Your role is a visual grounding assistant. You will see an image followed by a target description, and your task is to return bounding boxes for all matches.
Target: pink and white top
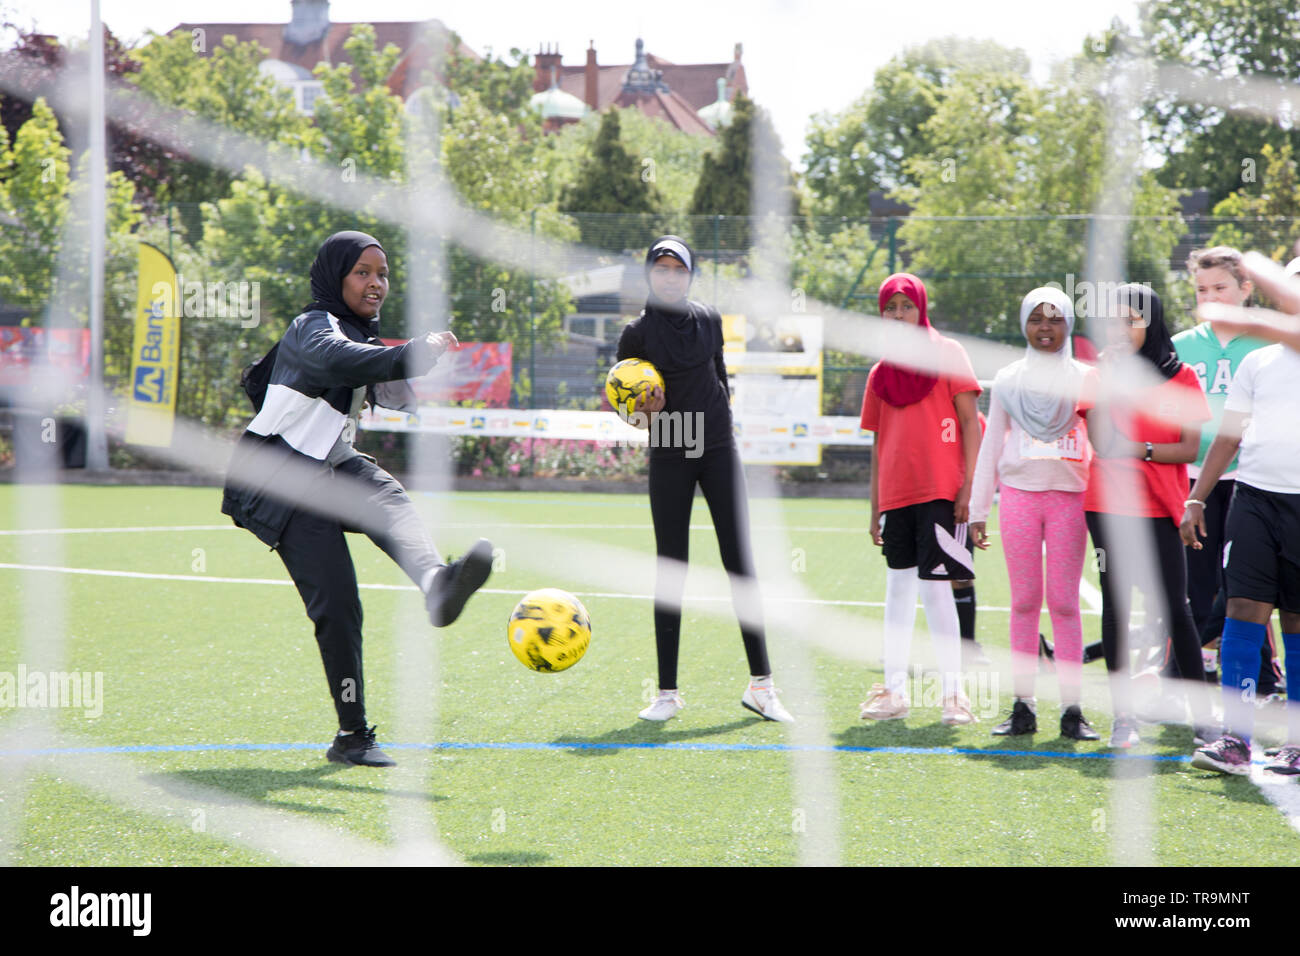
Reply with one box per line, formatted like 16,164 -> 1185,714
969,398 -> 1092,523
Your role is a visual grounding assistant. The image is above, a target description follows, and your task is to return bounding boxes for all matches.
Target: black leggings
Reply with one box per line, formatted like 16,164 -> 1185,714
1085,511 -> 1206,716
276,455 -> 443,732
648,444 -> 770,689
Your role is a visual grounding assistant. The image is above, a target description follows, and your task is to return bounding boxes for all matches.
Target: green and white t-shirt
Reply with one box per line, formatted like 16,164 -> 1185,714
1171,322 -> 1268,479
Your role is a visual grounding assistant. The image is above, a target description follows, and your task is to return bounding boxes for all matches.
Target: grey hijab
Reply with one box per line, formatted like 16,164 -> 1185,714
993,287 -> 1088,443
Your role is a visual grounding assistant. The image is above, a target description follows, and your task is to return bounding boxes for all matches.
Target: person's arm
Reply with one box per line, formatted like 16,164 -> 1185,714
298,314 -> 450,388
953,389 -> 980,525
1195,251 -> 1300,349
870,436 -> 883,546
1180,411 -> 1247,548
1084,404 -> 1199,463
968,399 -> 1007,550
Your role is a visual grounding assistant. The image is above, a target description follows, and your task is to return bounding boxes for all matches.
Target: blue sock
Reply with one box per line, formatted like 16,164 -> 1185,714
1221,618 -> 1267,743
1284,633 -> 1300,743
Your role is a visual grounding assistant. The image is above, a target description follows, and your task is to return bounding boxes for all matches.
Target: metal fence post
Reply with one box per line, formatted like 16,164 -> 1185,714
887,216 -> 897,275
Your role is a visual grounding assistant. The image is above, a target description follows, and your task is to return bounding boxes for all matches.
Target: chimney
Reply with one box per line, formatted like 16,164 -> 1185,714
534,43 -> 562,93
585,41 -> 598,110
284,0 -> 330,46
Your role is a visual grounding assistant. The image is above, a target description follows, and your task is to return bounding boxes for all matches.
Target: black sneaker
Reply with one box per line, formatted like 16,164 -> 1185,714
426,538 -> 494,627
1060,704 -> 1100,740
1038,633 -> 1055,670
326,725 -> 396,768
992,699 -> 1037,736
1082,640 -> 1106,664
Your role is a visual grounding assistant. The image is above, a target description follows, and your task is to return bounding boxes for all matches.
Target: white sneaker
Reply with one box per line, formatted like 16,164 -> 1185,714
742,682 -> 795,723
639,689 -> 684,721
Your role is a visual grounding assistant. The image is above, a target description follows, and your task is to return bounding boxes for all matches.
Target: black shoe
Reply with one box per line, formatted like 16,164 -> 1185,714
426,538 -> 494,627
326,725 -> 396,767
1038,633 -> 1055,660
992,699 -> 1037,736
1060,704 -> 1100,741
1082,640 -> 1105,664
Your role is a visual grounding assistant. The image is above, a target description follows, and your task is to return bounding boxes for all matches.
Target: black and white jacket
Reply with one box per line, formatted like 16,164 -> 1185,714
221,310 -> 438,548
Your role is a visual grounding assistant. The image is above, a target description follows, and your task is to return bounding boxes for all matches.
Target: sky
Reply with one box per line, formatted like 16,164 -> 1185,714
13,0 -> 1142,167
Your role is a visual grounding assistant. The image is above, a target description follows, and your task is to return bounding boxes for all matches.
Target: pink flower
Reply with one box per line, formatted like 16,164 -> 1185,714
472,468 -> 482,477
508,463 -> 520,475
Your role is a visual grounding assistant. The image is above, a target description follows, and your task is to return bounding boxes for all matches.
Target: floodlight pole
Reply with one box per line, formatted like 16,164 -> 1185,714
85,0 -> 110,471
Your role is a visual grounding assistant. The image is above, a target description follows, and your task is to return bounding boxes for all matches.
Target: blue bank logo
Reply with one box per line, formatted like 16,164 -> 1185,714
133,366 -> 166,404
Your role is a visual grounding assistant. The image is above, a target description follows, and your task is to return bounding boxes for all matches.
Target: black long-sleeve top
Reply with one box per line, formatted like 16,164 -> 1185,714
616,299 -> 735,458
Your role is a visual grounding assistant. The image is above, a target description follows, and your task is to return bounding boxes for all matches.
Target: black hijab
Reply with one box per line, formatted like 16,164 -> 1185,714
305,230 -> 384,334
1117,283 -> 1181,380
641,235 -> 716,371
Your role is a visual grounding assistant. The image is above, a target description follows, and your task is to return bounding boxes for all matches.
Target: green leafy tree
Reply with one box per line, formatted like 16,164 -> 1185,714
689,92 -> 801,250
126,31 -> 309,207
547,106 -> 711,217
1085,0 -> 1300,209
896,63 -> 1184,338
440,89 -> 574,398
443,34 -> 535,120
559,108 -> 661,249
803,38 -> 1030,218
1208,140 -> 1300,264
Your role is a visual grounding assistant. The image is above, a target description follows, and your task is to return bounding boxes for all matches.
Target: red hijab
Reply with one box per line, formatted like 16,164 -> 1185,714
870,273 -> 940,407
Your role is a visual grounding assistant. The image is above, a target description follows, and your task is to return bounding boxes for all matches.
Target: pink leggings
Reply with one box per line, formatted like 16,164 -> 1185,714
998,485 -> 1087,703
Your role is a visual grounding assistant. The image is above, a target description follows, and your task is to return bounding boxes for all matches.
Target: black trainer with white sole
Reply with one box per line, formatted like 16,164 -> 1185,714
426,538 -> 494,627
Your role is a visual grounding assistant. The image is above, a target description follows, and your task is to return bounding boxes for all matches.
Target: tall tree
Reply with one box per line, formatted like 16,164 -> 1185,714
547,105 -> 712,217
689,92 -> 801,250
803,38 -> 1030,219
896,62 -> 1184,339
1086,0 -> 1300,209
560,108 -> 660,249
1208,141 -> 1300,265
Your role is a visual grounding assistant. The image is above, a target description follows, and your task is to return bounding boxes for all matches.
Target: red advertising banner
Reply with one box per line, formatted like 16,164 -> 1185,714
380,339 -> 512,407
0,328 -> 91,386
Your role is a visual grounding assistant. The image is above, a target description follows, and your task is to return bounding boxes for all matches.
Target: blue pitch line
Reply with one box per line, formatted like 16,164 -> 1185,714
0,740 -> 1191,762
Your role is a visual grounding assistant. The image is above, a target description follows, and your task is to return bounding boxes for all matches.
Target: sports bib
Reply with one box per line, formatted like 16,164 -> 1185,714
1019,425 -> 1084,462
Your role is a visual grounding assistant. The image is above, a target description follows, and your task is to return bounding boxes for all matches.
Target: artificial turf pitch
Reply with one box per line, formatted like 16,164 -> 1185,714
1,484 -> 1295,866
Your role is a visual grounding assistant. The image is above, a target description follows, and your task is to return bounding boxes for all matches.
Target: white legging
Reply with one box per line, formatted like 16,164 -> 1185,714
883,566 -> 963,699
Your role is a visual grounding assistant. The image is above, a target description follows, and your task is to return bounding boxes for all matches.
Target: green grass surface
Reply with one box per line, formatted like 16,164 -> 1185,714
0,485 -> 1295,866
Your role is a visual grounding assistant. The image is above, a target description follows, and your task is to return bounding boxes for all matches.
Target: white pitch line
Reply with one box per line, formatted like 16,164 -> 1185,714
0,561 -> 1104,613
1250,748 -> 1300,836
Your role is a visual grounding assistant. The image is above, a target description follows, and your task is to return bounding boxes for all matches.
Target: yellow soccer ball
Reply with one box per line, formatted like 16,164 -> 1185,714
605,358 -> 664,421
507,588 -> 592,673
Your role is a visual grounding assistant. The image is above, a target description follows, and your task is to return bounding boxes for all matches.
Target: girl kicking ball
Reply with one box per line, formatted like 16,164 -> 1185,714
222,230 -> 494,767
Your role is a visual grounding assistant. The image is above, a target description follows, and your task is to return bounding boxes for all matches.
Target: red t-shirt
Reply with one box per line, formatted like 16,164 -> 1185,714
861,336 -> 982,512
1083,363 -> 1210,523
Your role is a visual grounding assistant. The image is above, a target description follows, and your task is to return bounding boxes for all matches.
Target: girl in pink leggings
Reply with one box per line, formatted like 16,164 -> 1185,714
970,287 -> 1099,740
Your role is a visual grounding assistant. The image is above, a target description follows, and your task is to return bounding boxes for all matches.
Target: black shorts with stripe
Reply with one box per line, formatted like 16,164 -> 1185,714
1223,482 -> 1300,614
879,498 -> 976,580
